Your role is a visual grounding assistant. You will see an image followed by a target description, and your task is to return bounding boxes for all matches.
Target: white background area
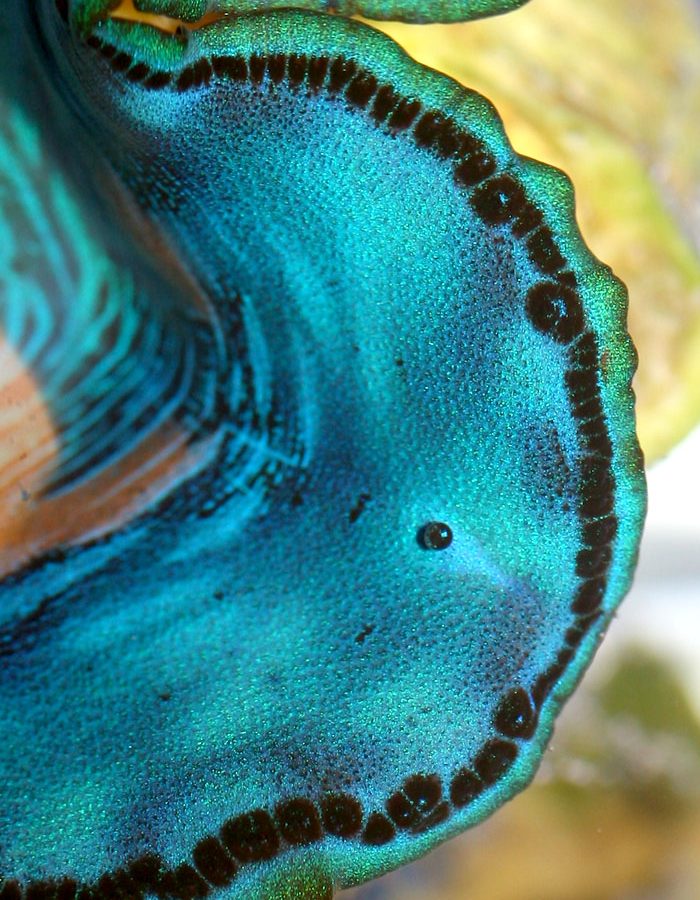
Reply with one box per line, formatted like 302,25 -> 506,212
593,425 -> 700,710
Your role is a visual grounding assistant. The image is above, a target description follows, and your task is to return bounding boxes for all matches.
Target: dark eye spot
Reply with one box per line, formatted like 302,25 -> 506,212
419,521 -> 453,551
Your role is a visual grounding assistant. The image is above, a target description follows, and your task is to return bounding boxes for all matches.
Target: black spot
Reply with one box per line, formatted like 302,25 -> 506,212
266,53 -> 286,84
434,122 -> 463,159
494,687 -> 537,739
287,54 -> 307,87
413,111 -> 458,157
582,515 -> 618,547
410,801 -> 450,834
159,865 -> 209,900
128,855 -> 165,895
526,226 -> 566,275
580,427 -> 613,461
349,492 -> 371,524
532,660 -> 566,708
220,809 -> 280,862
571,577 -> 606,615
143,71 -> 172,90
453,145 -> 497,187
176,65 -> 195,91
386,773 -> 442,829
248,54 -> 265,84
557,270 -> 578,288
291,490 -> 304,508
25,883 -> 58,900
320,792 -> 363,838
579,485 -> 615,519
98,43 -> 117,60
419,521 -> 453,551
388,98 -> 422,131
212,56 -> 247,81
557,646 -> 575,667
355,623 -> 374,644
275,798 -> 322,845
111,52 -> 133,73
470,174 -> 528,226
511,203 -> 544,238
580,457 -> 611,491
473,739 -> 518,784
94,873 -> 135,900
371,84 -> 398,123
346,72 -> 378,108
526,282 -> 584,344
572,393 -> 604,423
565,367 -> 599,405
126,63 -> 150,83
576,544 -> 612,578
55,0 -> 69,22
192,837 -> 237,888
55,881 -> 78,900
565,623 -> 586,647
328,57 -> 357,93
362,812 -> 396,845
307,56 -> 329,92
577,415 -> 607,442
569,331 -> 598,370
449,768 -> 484,808
192,59 -> 212,88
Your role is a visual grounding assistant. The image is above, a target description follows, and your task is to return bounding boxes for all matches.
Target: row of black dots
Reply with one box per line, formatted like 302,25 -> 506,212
85,36 -> 173,90
469,174 -> 576,285
384,773 -> 450,837
368,681 -> 544,844
100,42 -> 560,284
83,40 -> 577,298
142,50 -> 495,232
568,333 -> 617,622
364,739 -> 518,847
449,738 -> 519,812
6,684 -> 548,898
521,279 -> 616,707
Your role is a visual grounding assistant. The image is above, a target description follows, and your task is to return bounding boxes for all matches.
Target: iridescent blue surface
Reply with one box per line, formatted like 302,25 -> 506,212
0,4 -> 645,899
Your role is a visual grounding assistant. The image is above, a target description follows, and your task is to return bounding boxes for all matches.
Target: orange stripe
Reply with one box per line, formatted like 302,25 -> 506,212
0,335 -> 218,578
